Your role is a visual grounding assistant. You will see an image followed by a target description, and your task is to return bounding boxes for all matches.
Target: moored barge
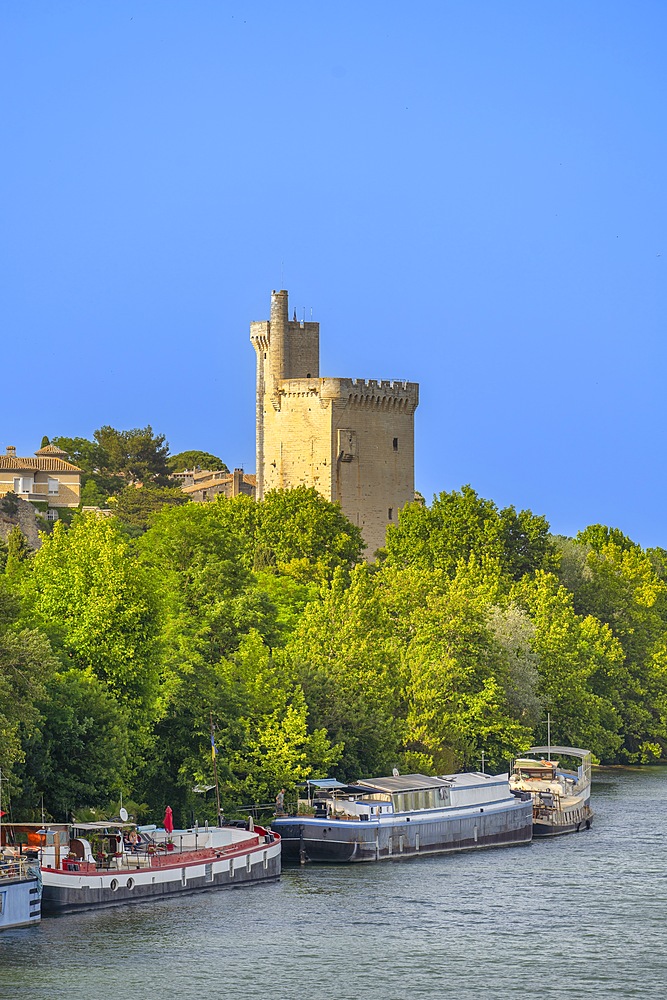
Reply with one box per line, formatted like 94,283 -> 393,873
272,772 -> 533,863
36,820 -> 280,914
509,746 -> 594,836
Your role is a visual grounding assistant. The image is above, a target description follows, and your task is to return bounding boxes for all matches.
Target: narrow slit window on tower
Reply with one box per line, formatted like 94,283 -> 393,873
388,508 -> 393,521
393,437 -> 399,451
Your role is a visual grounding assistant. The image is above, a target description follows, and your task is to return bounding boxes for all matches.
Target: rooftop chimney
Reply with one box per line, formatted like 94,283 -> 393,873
6,446 -> 16,457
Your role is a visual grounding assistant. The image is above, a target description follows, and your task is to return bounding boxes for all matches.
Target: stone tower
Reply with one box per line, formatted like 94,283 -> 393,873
251,289 -> 419,558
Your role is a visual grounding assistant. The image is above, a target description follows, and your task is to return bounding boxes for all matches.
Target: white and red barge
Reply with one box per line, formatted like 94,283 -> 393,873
39,822 -> 281,914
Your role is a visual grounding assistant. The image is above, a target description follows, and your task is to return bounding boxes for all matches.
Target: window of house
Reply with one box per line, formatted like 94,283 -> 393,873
46,509 -> 59,522
13,476 -> 33,494
393,437 -> 399,451
48,477 -> 59,495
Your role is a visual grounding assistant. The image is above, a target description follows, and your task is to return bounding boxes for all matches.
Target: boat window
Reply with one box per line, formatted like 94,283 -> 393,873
205,863 -> 213,882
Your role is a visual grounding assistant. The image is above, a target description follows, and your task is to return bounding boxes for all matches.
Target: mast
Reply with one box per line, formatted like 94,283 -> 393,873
210,712 -> 222,826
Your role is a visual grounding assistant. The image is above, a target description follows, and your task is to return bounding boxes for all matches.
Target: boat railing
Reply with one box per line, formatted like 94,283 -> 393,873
0,857 -> 36,881
63,831 -> 269,872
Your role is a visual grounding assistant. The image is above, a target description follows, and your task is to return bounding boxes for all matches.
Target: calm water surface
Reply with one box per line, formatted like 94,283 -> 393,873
1,767 -> 666,1000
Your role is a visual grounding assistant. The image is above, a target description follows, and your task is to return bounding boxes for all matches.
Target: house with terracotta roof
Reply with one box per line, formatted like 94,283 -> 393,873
181,468 -> 256,502
0,444 -> 82,518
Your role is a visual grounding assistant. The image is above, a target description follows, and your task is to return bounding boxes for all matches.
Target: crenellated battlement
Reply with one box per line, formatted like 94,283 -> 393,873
276,377 -> 419,412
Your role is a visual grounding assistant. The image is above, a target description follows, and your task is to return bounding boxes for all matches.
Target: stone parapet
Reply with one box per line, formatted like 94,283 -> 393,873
277,377 -> 419,412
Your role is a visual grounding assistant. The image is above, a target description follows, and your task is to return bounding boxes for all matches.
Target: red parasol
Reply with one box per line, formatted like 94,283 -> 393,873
163,805 -> 174,835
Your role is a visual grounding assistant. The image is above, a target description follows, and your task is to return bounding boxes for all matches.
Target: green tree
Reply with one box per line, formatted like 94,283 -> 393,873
257,487 -> 364,578
52,435 -> 107,474
168,450 -> 228,473
386,485 -> 555,581
54,426 -> 172,496
79,479 -> 109,507
139,499 -> 271,675
403,565 -> 531,772
486,603 -> 542,726
5,525 -> 29,580
113,484 -> 189,533
93,425 -> 171,486
576,524 -> 636,553
512,571 -> 624,760
137,632 -> 338,824
0,584 -> 59,794
289,565 -> 402,778
16,669 -> 130,821
565,536 -> 667,760
25,515 -> 163,720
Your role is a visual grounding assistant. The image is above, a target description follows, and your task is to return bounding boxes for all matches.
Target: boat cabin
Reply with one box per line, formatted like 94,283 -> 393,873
299,772 -> 515,820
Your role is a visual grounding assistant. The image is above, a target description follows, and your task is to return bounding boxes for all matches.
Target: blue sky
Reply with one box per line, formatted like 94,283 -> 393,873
2,2 -> 666,546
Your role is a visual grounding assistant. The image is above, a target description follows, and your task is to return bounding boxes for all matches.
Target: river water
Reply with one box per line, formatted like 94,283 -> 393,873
1,767 -> 666,1000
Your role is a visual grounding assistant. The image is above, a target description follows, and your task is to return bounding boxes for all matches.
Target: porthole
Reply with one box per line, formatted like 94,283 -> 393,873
110,878 -> 119,892
126,877 -> 135,890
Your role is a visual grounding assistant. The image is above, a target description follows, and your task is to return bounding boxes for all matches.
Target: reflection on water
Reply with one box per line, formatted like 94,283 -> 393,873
2,768 -> 667,1000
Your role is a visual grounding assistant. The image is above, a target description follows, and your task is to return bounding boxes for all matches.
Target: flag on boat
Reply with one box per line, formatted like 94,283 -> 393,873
164,805 -> 174,835
211,731 -> 217,760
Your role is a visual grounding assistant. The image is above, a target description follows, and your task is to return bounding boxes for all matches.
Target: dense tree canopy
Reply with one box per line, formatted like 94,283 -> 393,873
2,470 -> 667,825
168,450 -> 228,473
385,486 -> 556,580
54,425 -> 173,500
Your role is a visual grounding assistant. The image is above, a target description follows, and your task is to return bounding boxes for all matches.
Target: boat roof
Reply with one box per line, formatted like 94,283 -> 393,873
302,779 -> 350,790
439,771 -> 509,786
302,779 -> 377,795
527,746 -> 591,758
357,774 -> 453,794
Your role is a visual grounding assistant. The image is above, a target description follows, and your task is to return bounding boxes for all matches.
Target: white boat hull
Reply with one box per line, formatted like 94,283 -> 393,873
41,835 -> 281,914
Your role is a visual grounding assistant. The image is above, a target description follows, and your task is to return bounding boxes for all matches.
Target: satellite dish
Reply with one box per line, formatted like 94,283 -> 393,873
119,807 -> 128,822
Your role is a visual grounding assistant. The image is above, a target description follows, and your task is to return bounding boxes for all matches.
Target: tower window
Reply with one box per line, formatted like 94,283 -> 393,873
393,437 -> 399,451
388,508 -> 393,521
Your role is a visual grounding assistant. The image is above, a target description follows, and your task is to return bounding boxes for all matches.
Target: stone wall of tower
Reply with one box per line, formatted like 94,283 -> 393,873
330,379 -> 419,558
251,291 -> 419,559
261,380 -> 334,497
